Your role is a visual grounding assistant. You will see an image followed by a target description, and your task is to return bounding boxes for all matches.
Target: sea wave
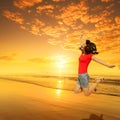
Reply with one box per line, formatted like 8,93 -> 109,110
0,75 -> 120,97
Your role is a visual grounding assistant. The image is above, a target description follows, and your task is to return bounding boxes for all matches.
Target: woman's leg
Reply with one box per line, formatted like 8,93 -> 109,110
83,78 -> 104,96
74,84 -> 82,93
89,78 -> 104,92
75,74 -> 83,93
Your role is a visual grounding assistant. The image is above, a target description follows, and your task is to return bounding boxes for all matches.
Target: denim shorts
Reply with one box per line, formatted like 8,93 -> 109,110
76,73 -> 90,88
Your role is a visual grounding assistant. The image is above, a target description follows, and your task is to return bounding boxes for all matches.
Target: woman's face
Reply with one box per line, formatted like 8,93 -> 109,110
80,43 -> 86,52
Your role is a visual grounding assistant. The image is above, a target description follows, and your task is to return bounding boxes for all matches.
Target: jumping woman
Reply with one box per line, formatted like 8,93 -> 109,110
74,39 -> 115,96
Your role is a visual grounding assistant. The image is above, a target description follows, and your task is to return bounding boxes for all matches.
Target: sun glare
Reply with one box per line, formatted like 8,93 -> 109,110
57,62 -> 64,68
55,55 -> 66,69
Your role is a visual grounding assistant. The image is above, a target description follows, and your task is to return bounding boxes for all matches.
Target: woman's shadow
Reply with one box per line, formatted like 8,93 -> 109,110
82,114 -> 104,120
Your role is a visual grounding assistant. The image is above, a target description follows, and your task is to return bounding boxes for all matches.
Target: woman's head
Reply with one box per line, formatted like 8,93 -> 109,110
79,40 -> 99,54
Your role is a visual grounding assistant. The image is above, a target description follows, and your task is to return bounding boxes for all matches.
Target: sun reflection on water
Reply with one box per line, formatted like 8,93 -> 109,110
56,89 -> 61,95
56,80 -> 64,96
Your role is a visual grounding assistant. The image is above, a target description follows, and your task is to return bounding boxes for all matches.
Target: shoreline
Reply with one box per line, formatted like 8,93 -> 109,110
0,79 -> 120,120
0,76 -> 120,97
0,73 -> 120,80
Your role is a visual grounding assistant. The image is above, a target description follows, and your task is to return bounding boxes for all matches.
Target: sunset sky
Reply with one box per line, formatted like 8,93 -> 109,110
0,0 -> 120,76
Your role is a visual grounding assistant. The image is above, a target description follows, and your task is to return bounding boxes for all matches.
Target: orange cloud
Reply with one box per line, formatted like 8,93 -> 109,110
48,38 -> 62,45
2,0 -> 119,58
63,44 -> 78,51
29,57 -> 52,63
30,25 -> 40,35
0,54 -> 17,61
55,1 -> 115,28
41,25 -> 67,38
14,0 -> 42,9
3,10 -> 23,24
62,33 -> 82,51
56,1 -> 89,26
101,0 -> 111,2
28,55 -> 70,65
29,18 -> 45,35
95,19 -> 115,31
52,0 -> 65,2
115,16 -> 120,25
36,5 -> 54,14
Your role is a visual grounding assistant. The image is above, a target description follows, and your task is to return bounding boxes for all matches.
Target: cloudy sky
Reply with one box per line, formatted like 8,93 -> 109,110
0,0 -> 120,76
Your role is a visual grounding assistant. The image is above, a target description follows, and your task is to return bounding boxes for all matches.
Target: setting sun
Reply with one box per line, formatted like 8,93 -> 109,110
55,55 -> 67,69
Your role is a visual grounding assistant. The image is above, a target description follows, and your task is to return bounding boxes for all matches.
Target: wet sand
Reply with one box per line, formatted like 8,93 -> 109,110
0,79 -> 120,120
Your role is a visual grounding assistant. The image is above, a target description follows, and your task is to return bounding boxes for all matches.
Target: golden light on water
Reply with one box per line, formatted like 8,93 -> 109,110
56,89 -> 61,95
56,80 -> 64,96
57,80 -> 63,88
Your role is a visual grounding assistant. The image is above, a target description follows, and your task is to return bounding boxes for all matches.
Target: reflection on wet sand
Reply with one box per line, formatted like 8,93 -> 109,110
82,114 -> 104,120
0,77 -> 120,120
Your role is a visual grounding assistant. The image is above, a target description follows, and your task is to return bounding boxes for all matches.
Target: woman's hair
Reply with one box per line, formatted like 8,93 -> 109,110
85,40 -> 98,54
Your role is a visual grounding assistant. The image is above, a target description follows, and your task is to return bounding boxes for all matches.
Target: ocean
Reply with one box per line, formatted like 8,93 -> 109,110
0,74 -> 120,97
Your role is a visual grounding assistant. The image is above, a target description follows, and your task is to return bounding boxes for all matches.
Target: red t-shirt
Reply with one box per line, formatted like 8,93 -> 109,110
78,54 -> 93,74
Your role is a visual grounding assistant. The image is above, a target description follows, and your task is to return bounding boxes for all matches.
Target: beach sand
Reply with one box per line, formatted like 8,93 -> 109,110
0,79 -> 120,120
